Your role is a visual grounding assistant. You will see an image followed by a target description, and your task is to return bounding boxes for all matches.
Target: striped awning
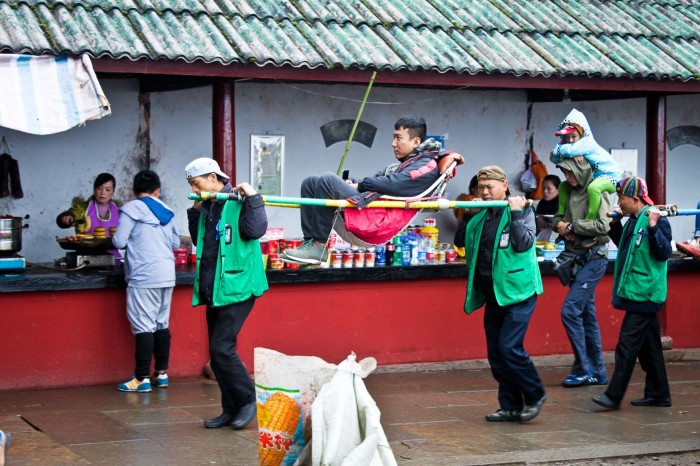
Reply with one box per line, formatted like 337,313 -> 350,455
0,54 -> 111,135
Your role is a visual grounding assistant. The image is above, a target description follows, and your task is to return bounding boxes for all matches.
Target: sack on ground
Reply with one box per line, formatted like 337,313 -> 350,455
254,348 -> 377,466
310,353 -> 397,466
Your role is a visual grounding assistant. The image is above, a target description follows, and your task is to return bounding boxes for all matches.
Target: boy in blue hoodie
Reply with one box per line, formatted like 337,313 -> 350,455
550,109 -> 624,221
112,170 -> 180,392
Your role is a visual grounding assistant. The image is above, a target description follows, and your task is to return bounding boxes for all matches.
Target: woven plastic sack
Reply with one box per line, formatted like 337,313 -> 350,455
254,348 -> 376,466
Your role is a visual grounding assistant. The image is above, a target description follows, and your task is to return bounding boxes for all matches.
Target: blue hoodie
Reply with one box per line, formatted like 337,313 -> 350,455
112,196 -> 180,288
550,109 -> 623,182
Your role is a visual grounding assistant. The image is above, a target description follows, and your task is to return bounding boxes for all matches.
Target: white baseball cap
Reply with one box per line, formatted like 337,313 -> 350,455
185,157 -> 229,180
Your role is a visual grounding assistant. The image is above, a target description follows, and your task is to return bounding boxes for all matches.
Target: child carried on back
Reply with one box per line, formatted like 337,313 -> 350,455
550,109 -> 624,220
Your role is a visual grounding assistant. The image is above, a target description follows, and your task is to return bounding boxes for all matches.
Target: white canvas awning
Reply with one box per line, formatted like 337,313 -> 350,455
0,54 -> 111,135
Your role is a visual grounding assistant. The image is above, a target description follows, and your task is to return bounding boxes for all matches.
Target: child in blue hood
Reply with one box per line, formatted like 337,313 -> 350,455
112,170 -> 180,393
550,109 -> 624,220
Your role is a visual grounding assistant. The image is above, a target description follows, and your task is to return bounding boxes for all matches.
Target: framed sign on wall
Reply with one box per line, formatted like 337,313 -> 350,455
250,134 -> 284,196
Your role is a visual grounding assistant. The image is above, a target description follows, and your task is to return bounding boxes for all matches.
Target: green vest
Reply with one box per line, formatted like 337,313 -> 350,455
614,206 -> 667,303
192,200 -> 269,307
463,208 -> 543,314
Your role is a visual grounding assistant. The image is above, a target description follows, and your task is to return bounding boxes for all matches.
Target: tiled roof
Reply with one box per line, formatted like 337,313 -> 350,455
1,0 -> 699,81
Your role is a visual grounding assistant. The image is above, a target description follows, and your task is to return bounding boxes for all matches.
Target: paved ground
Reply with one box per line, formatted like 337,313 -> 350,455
0,351 -> 699,466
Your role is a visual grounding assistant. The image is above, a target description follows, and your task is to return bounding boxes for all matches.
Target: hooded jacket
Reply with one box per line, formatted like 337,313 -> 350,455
349,139 -> 443,208
112,196 -> 180,287
551,109 -> 623,182
553,158 -> 612,256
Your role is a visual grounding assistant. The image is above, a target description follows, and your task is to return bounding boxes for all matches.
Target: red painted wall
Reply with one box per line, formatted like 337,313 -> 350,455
1,273 -> 698,391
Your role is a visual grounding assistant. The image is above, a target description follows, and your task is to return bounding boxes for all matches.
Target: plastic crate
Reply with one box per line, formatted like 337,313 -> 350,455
542,249 -> 562,261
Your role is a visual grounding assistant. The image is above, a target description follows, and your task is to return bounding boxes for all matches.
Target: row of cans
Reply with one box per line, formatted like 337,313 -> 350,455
330,247 -> 376,268
265,238 -> 302,270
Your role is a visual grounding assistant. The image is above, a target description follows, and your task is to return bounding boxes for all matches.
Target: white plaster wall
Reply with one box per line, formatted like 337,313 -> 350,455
2,79 -> 698,263
234,82 -> 528,243
666,94 -> 700,239
148,85 -> 213,241
533,96 -> 700,240
0,79 -> 142,262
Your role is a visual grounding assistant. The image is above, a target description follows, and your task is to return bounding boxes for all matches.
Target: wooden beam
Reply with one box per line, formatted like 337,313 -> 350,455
212,81 -> 236,182
93,58 -> 700,93
646,96 -> 667,205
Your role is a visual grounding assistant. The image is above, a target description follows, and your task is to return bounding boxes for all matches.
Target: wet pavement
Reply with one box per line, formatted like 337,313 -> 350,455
1,351 -> 699,466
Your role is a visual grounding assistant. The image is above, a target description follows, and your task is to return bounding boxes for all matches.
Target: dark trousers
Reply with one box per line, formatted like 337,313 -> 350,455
206,297 -> 256,415
134,329 -> 170,379
484,294 -> 545,411
605,311 -> 670,402
300,173 -> 359,241
560,257 -> 607,378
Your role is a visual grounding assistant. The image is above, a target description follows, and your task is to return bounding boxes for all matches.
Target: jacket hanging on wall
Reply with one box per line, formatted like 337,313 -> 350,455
0,138 -> 23,198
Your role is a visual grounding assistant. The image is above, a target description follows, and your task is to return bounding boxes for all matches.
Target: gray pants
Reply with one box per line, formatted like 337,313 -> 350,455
300,173 -> 359,241
126,287 -> 173,334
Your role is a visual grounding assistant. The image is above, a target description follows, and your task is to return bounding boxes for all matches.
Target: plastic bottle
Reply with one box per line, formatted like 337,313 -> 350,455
409,233 -> 419,265
426,237 -> 435,264
394,242 -> 403,267
421,218 -> 439,248
402,235 -> 412,266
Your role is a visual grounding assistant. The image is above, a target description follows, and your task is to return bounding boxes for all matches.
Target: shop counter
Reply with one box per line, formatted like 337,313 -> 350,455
1,258 -> 699,390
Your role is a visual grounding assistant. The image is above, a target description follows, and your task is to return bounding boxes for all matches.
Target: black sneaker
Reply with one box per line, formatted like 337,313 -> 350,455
485,409 -> 521,422
520,395 -> 546,422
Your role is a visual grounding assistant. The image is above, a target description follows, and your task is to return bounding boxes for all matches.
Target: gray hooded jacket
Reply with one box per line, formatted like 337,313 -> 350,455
112,197 -> 180,287
553,158 -> 613,257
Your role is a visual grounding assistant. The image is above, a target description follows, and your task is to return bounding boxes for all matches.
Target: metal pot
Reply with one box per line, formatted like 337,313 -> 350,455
0,214 -> 29,253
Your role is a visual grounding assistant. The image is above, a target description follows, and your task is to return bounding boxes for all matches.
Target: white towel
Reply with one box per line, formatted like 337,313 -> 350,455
0,54 -> 111,135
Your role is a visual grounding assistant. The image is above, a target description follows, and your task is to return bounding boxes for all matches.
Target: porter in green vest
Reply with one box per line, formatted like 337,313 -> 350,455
462,165 -> 546,423
593,176 -> 673,410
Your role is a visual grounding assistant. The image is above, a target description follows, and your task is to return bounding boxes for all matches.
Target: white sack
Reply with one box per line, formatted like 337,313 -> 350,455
310,353 -> 397,466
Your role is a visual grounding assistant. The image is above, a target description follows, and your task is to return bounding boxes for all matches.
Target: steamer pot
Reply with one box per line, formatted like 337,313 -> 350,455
0,214 -> 29,253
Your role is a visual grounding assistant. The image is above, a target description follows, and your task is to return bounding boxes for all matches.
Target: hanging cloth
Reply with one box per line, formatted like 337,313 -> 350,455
528,149 -> 549,200
0,54 -> 111,135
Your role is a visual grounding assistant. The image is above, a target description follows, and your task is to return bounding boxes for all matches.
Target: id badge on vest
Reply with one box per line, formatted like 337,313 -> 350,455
635,228 -> 646,247
499,228 -> 510,248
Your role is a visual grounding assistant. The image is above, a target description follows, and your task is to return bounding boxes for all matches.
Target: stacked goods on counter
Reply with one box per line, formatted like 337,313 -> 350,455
263,219 -> 458,270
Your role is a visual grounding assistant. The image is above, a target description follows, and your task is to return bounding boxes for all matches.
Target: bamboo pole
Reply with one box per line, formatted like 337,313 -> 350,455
336,71 -> 377,176
188,192 -> 512,210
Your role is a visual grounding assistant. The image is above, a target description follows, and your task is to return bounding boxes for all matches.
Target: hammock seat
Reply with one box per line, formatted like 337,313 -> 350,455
333,154 -> 463,248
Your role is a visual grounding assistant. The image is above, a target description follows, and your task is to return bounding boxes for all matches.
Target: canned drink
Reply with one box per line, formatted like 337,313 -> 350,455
269,253 -> 284,270
354,248 -> 365,268
436,249 -> 446,264
375,244 -> 385,266
342,251 -> 354,268
365,249 -> 376,267
267,239 -> 280,255
331,249 -> 343,268
284,238 -> 302,251
445,248 -> 457,263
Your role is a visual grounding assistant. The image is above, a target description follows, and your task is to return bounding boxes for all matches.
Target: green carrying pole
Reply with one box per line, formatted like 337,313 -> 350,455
336,71 -> 377,176
188,192 -> 515,210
